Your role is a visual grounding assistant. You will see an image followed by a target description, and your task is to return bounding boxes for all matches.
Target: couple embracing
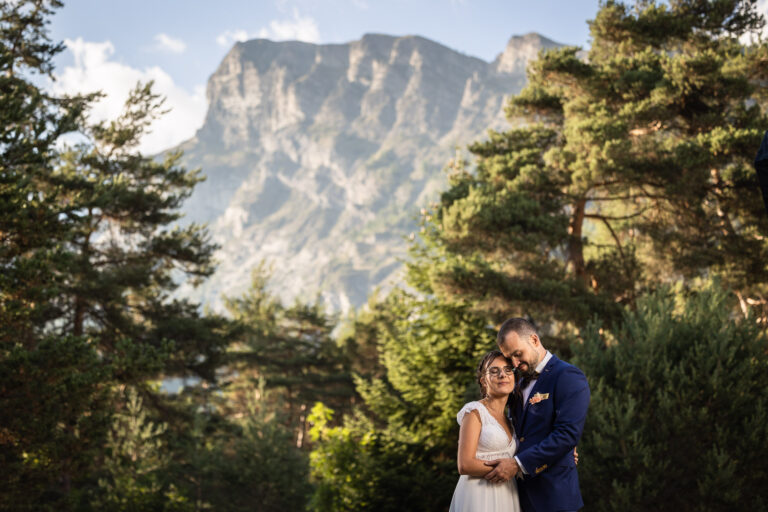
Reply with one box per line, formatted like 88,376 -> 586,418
449,318 -> 590,512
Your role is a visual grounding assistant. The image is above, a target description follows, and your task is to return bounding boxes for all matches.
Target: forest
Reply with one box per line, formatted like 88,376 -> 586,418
2,0 -> 768,510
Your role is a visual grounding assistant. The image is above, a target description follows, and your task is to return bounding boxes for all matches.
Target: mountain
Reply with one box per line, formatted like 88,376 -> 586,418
175,32 -> 563,311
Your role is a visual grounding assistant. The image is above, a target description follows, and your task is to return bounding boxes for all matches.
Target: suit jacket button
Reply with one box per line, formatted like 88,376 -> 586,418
519,437 -> 524,442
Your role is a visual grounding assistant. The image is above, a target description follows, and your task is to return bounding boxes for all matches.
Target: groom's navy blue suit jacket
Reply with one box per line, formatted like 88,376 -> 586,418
754,130 -> 768,216
507,354 -> 590,512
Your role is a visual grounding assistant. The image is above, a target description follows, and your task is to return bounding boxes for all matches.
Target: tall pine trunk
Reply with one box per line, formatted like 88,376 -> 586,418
568,197 -> 587,285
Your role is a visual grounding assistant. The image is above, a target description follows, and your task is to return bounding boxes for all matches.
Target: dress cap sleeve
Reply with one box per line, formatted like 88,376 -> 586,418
456,401 -> 487,426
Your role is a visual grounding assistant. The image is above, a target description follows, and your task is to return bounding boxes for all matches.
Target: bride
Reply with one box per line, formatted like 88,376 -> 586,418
449,350 -> 521,511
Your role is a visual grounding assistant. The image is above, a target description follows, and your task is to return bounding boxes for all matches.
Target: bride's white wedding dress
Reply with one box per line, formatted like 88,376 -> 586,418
449,401 -> 521,512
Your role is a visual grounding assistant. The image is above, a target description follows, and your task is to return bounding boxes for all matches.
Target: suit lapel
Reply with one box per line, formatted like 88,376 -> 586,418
519,354 -> 559,432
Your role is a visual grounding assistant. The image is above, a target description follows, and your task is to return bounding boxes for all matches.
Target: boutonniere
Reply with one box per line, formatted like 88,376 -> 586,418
529,392 -> 550,405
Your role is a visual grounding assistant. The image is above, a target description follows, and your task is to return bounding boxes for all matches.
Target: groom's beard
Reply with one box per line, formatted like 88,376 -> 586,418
516,356 -> 539,378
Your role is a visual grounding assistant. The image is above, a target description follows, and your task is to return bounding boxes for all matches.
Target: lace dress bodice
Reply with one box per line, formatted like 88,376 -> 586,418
450,401 -> 521,512
456,401 -> 517,461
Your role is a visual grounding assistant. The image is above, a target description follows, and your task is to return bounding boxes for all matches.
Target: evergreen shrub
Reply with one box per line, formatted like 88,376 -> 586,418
573,282 -> 768,511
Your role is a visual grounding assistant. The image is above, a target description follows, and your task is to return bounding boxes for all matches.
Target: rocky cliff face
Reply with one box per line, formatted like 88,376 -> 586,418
176,32 -> 562,311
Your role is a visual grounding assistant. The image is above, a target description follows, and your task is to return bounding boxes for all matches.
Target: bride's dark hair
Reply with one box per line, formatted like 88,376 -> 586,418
476,350 -> 512,399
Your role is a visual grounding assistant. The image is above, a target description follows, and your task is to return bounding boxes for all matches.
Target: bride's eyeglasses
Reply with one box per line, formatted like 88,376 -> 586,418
486,366 -> 515,377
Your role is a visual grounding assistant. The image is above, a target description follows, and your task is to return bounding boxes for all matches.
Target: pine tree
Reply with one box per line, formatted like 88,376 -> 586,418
412,126 -> 621,339
222,266 -> 356,445
308,289 -> 493,511
309,3 -> 768,509
183,383 -> 313,512
308,401 -> 458,512
96,386 -> 192,511
0,335 -> 111,510
414,0 -> 768,335
573,281 -> 768,511
0,0 -> 88,343
1,3 -> 232,507
53,82 -> 229,385
0,2 -> 107,508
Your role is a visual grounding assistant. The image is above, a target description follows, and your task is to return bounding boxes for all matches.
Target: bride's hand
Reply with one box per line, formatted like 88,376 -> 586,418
573,447 -> 579,465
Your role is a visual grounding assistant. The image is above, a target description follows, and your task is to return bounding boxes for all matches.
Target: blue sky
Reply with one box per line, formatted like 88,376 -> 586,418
46,1 -> 601,152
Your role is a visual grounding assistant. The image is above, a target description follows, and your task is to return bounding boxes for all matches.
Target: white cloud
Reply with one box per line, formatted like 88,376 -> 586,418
52,38 -> 207,155
759,0 -> 768,36
739,0 -> 768,43
216,9 -> 320,48
257,9 -> 320,42
154,33 -> 186,54
216,29 -> 250,47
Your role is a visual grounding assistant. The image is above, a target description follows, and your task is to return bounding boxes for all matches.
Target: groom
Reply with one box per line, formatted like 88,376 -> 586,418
485,318 -> 590,512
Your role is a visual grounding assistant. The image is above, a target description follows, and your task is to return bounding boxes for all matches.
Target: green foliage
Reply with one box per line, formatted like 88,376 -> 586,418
0,336 -> 111,510
0,0 -> 88,342
335,289 -> 389,378
308,403 -> 456,512
95,386 -> 192,511
309,3 -> 768,511
0,2 -> 232,508
209,402 -> 312,511
1,3 -> 103,508
168,386 -> 312,512
5,2 -> 768,511
412,0 -> 768,335
222,264 -> 357,441
355,290 -> 492,445
53,81 -> 228,383
410,92 -> 625,333
308,291 -> 493,511
573,281 -> 768,511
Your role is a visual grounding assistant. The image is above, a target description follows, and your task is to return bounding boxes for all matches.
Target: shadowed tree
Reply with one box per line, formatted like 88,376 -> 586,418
413,0 -> 768,333
573,281 -> 768,511
0,2 -> 108,508
53,81 -> 230,386
309,2 -> 768,510
222,265 -> 357,445
1,2 -> 231,508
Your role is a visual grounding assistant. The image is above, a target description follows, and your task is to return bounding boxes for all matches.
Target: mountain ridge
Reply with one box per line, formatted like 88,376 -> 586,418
175,32 -> 564,311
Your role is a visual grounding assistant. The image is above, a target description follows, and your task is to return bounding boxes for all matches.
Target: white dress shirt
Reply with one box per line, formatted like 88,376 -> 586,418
521,350 -> 552,404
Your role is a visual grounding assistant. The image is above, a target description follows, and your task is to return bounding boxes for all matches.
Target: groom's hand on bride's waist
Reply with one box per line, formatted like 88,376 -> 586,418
483,458 -> 519,484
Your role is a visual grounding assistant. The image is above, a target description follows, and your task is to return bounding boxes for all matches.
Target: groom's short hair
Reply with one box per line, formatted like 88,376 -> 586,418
497,317 -> 538,345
